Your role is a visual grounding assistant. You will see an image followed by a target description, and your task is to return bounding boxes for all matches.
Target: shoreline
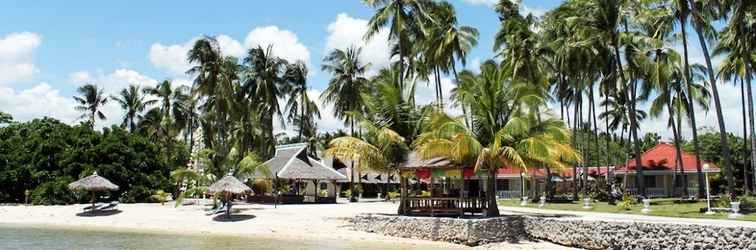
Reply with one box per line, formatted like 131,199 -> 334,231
0,202 -> 465,249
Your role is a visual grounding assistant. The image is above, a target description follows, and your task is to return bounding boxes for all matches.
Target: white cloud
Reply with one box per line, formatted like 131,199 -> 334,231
244,26 -> 310,64
0,83 -> 79,123
68,71 -> 91,84
0,32 -> 41,85
149,27 -> 309,77
148,40 -> 195,76
325,13 -> 393,76
460,0 -> 497,6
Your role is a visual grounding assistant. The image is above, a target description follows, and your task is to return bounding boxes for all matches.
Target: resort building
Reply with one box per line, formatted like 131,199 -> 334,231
321,156 -> 399,198
614,143 -> 720,197
256,143 -> 347,203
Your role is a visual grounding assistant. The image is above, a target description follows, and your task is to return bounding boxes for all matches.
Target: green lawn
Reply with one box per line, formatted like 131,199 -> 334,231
498,198 -> 756,222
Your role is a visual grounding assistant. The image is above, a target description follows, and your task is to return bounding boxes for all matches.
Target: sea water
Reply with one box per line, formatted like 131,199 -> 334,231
0,224 -> 437,250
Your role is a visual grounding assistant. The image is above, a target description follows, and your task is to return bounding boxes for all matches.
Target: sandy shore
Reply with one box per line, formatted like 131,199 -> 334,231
0,199 -> 575,249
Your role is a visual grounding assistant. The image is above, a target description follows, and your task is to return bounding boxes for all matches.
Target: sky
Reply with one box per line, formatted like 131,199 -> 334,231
0,0 -> 747,141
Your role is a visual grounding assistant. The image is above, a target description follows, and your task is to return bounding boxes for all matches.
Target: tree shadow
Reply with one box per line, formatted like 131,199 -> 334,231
76,209 -> 122,217
212,214 -> 256,222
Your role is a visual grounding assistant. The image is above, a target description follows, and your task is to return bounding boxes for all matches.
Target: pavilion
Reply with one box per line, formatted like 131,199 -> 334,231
397,153 -> 488,217
255,143 -> 347,203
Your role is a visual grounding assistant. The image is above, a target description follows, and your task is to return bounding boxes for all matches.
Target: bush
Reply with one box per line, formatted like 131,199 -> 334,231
420,191 -> 431,197
251,179 -> 272,195
120,185 -> 151,203
616,194 -> 637,210
342,189 -> 352,198
388,191 -> 400,199
30,177 -> 76,205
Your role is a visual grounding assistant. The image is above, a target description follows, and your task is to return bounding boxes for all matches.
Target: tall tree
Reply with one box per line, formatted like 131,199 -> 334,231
322,47 -> 371,202
243,45 -> 289,158
111,84 -> 152,132
364,0 -> 435,92
284,61 -> 321,141
73,83 -> 108,128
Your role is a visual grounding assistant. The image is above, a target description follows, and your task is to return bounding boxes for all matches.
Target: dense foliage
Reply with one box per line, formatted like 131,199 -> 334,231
0,118 -> 187,204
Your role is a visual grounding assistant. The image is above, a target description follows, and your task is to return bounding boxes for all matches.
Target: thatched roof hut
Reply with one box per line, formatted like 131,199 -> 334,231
261,143 -> 346,181
68,172 -> 119,192
208,175 -> 252,194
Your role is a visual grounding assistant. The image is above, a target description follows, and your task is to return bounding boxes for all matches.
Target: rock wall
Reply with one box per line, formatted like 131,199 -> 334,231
352,214 -> 527,246
352,214 -> 756,249
523,217 -> 756,250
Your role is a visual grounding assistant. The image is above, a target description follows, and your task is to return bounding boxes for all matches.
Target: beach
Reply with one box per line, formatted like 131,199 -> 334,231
0,200 -> 574,249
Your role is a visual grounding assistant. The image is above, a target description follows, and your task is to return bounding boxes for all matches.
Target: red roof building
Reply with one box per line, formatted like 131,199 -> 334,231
615,143 -> 720,174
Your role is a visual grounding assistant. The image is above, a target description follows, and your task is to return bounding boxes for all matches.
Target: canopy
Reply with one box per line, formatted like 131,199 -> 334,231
208,175 -> 252,194
68,172 -> 119,192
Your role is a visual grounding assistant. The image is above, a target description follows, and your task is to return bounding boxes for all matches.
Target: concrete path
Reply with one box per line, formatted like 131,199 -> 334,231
498,205 -> 756,228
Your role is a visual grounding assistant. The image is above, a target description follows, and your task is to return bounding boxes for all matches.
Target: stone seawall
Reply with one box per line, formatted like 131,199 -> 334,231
353,214 -> 756,249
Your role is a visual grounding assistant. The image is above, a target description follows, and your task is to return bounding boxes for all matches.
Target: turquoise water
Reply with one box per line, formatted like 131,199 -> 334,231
0,225 -> 438,250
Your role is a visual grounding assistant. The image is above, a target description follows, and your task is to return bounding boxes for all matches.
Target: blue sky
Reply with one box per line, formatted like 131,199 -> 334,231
0,0 -> 745,139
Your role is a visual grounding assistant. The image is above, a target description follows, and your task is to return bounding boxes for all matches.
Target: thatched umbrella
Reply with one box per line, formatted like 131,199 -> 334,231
68,172 -> 119,211
208,175 -> 252,217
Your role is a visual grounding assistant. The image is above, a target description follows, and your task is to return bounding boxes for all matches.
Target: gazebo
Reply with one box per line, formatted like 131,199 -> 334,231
398,153 -> 488,217
257,143 -> 347,203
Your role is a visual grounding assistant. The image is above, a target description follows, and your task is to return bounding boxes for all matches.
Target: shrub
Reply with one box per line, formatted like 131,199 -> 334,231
388,191 -> 400,199
342,189 -> 352,198
616,194 -> 636,210
30,177 -> 76,205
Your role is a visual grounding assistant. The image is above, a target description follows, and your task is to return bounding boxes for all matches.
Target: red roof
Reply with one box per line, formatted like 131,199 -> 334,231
616,143 -> 720,173
496,167 -> 565,177
562,166 -> 612,177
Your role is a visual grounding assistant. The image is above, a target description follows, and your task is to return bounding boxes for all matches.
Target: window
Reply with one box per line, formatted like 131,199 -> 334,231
319,183 -> 328,190
643,176 -> 657,188
496,179 -> 510,190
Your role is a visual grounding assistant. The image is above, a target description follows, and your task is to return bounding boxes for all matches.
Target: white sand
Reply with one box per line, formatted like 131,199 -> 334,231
0,199 -> 575,249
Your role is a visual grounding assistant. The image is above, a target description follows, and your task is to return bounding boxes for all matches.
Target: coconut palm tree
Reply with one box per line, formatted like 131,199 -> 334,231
111,84 -> 151,132
73,83 -> 108,128
243,45 -> 289,158
420,1 -> 478,107
687,0 -> 736,196
715,0 -> 756,193
414,111 -> 580,217
363,65 -> 420,141
144,80 -> 190,132
363,0 -> 436,91
284,61 -> 321,141
322,46 -> 371,202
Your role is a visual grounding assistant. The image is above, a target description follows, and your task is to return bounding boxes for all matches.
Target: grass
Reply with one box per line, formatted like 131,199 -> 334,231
498,198 -> 756,222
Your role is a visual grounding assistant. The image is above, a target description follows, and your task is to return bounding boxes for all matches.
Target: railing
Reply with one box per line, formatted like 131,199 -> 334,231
626,187 -> 666,197
496,190 -> 520,199
404,197 -> 487,216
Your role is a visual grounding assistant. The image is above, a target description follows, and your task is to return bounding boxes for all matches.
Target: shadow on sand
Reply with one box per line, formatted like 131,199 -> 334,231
76,209 -> 122,217
212,214 -> 256,222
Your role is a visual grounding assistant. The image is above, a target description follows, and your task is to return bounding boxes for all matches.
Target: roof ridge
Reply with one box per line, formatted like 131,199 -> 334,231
277,145 -> 308,177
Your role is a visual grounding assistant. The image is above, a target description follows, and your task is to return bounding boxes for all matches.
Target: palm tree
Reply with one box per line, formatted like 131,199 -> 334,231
715,0 -> 755,193
420,2 -> 478,107
414,111 -> 580,217
284,61 -> 321,141
322,46 -> 371,202
687,0 -> 736,197
363,65 -> 420,140
111,85 -> 151,132
0,111 -> 12,124
144,80 -> 190,133
363,0 -> 435,91
73,83 -> 108,128
243,45 -> 289,158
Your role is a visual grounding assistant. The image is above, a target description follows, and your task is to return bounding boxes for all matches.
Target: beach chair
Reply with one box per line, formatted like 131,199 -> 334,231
83,203 -> 103,211
206,204 -> 227,215
100,201 -> 119,210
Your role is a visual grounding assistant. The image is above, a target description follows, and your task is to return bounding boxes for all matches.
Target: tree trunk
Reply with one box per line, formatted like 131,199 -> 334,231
745,58 -> 756,194
485,167 -> 500,217
572,92 -> 580,201
679,17 -> 706,198
349,119 -> 357,202
668,102 -> 682,197
590,85 -> 602,190
688,3 -> 735,197
677,102 -> 689,197
741,77 -> 750,194
613,41 -> 645,197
